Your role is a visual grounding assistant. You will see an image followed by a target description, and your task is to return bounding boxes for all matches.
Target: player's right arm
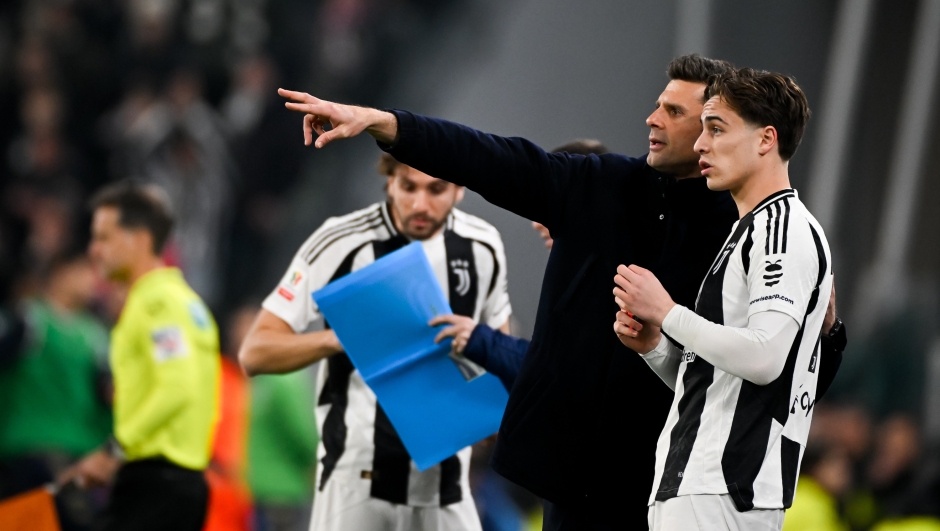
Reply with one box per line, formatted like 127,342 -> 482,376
239,310 -> 342,376
239,219 -> 360,376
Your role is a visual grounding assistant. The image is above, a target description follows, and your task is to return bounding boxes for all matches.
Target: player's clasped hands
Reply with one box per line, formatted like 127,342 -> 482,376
612,264 -> 676,355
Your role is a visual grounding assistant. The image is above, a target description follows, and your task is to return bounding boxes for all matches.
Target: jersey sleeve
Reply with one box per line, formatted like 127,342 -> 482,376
745,209 -> 821,324
262,254 -> 320,333
478,237 -> 512,329
262,221 -> 358,333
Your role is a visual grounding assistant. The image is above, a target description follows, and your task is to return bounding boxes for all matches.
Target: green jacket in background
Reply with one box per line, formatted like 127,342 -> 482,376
248,369 -> 318,505
0,299 -> 111,457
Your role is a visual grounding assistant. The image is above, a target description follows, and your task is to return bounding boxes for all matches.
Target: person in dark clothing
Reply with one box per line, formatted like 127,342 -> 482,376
277,55 -> 838,529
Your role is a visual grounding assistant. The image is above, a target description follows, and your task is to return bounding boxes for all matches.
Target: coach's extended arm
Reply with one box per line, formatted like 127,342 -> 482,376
279,89 -> 602,230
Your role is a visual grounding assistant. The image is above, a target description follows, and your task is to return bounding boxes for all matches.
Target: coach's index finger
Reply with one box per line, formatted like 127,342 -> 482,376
278,88 -> 316,104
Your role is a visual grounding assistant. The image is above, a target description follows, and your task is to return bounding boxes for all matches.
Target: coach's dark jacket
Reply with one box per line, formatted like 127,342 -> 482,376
380,111 -> 739,510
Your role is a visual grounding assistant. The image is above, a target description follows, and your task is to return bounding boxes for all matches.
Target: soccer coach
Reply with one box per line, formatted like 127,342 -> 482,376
279,56 -> 739,529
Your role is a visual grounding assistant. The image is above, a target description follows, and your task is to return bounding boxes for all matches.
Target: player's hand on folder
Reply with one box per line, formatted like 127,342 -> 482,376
56,449 -> 120,490
429,314 -> 476,354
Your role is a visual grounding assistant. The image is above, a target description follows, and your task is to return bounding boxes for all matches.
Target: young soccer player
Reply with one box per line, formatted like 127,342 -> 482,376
612,68 -> 832,530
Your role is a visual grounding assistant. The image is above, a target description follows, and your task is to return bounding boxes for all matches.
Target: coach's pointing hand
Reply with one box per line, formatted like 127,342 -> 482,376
278,89 -> 399,147
612,264 -> 676,327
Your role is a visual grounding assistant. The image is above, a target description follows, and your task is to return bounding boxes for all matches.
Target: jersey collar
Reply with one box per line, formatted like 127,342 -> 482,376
751,188 -> 797,215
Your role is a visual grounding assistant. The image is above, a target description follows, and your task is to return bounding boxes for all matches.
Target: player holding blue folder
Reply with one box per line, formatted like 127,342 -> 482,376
238,153 -> 512,531
312,241 -> 510,472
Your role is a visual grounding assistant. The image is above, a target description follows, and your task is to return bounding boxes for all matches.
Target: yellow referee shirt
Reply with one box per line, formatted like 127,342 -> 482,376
110,267 -> 220,470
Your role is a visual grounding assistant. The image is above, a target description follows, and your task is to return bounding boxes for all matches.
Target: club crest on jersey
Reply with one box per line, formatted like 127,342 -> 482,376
682,351 -> 697,363
764,259 -> 784,286
712,242 -> 737,274
450,259 -> 471,296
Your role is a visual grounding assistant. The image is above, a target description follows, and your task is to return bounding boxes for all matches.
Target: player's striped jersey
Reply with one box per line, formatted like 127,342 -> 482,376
650,189 -> 832,511
262,201 -> 512,507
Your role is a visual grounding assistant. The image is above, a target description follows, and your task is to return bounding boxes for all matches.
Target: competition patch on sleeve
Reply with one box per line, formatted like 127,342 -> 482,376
152,326 -> 188,362
276,270 -> 304,302
277,286 -> 295,301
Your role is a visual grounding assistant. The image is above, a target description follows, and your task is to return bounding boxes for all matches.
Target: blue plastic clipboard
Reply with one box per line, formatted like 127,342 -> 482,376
313,241 -> 508,470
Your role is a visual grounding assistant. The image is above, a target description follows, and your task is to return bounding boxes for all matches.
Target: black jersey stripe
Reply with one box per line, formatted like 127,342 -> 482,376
371,405 -> 411,504
317,244 -> 368,491
368,234 -> 413,503
781,435 -> 801,508
721,220 -> 828,511
742,223 -> 755,275
307,219 -> 386,265
655,357 -> 715,501
657,215 -> 753,501
318,354 -> 355,491
781,198 -> 791,253
772,201 -> 782,254
301,208 -> 382,261
471,239 -> 500,297
765,208 -> 773,256
439,456 -> 462,506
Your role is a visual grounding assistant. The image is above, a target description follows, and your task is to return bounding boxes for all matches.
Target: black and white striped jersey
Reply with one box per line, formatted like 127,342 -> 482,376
262,201 -> 512,507
649,189 -> 832,511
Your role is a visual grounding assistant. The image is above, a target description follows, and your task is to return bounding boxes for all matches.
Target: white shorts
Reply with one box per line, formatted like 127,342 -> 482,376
648,495 -> 785,531
309,478 -> 483,531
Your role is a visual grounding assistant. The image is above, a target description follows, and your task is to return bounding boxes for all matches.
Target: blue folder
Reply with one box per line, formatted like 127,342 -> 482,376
313,241 -> 509,470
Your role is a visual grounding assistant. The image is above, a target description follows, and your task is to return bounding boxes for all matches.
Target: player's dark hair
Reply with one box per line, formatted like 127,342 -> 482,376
89,182 -> 174,254
667,54 -> 734,86
551,139 -> 609,156
378,153 -> 403,176
705,68 -> 811,161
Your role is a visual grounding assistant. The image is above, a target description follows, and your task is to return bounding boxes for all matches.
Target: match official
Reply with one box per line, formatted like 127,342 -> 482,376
60,183 -> 220,531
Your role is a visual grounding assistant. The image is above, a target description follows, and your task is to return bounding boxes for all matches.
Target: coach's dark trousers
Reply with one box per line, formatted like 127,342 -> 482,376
98,458 -> 208,531
543,496 -> 631,531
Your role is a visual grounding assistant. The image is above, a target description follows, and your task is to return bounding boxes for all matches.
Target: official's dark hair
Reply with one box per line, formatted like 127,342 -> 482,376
705,68 -> 811,161
667,54 -> 734,86
89,182 -> 174,254
551,139 -> 609,156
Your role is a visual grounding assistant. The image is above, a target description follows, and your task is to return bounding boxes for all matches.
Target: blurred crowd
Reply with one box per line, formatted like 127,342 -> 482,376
0,1 -> 471,530
0,2 -> 938,531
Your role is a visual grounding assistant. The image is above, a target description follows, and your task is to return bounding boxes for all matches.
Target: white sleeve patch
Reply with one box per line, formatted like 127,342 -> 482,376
152,326 -> 188,362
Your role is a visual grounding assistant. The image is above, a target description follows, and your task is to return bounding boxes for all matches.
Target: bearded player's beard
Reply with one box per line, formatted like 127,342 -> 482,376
401,212 -> 448,240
